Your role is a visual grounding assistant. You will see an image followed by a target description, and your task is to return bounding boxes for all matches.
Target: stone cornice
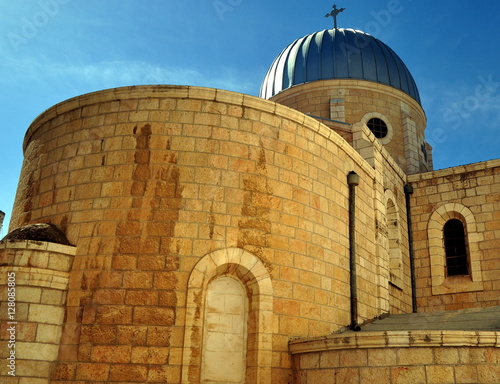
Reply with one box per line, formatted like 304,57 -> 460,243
289,330 -> 500,354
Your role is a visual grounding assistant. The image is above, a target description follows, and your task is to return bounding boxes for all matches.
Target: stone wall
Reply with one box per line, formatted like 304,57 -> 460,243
291,331 -> 500,384
270,79 -> 428,174
351,123 -> 413,315
8,85 -> 400,382
409,160 -> 500,312
0,240 -> 75,384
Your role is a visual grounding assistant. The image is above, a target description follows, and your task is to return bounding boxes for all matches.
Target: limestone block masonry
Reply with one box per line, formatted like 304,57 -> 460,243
291,330 -> 500,384
409,160 -> 500,311
0,240 -> 76,384
269,79 -> 430,174
4,85 -> 400,383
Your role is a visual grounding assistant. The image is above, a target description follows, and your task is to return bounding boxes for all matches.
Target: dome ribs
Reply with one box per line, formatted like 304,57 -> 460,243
259,28 -> 421,105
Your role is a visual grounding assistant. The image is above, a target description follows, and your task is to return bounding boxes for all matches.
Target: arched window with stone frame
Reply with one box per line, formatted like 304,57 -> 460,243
428,204 -> 484,295
181,248 -> 273,384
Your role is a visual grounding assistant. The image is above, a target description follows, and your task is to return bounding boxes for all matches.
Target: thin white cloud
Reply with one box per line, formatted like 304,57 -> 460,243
424,76 -> 500,127
0,56 -> 260,96
436,88 -> 500,127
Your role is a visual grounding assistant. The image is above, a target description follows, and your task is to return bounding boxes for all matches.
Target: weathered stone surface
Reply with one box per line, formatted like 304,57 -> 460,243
2,83 -> 498,384
2,223 -> 71,245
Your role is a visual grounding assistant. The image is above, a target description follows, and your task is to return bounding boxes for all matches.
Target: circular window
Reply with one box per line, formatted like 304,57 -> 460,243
367,118 -> 388,139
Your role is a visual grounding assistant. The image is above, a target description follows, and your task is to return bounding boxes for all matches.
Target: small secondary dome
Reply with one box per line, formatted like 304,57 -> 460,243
260,28 -> 421,104
2,223 -> 71,245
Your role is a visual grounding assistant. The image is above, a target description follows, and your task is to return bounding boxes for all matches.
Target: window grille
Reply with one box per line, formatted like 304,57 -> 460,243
367,117 -> 388,138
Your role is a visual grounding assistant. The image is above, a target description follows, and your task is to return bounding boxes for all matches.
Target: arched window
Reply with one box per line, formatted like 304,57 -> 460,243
428,204 -> 483,295
182,248 -> 273,384
444,219 -> 469,276
367,117 -> 388,139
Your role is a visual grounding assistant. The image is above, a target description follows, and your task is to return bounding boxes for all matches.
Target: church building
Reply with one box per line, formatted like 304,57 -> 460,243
1,7 -> 499,384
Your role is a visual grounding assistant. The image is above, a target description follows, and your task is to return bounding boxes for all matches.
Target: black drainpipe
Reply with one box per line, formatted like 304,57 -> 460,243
347,171 -> 361,331
404,184 -> 418,313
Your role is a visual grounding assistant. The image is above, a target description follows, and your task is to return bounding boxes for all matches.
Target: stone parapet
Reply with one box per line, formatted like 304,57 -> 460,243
291,331 -> 500,384
290,330 -> 500,354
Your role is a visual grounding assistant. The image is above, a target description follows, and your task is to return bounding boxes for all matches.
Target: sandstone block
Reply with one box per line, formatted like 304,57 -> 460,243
454,364 -> 478,383
116,325 -> 147,345
75,362 -> 109,381
91,345 -> 131,363
133,307 -> 175,326
397,348 -> 434,365
390,366 -> 426,384
368,348 -> 397,366
131,346 -> 169,364
360,367 -> 391,384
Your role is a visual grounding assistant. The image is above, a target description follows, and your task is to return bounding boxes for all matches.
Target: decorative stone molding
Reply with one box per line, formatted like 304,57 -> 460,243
289,330 -> 500,354
181,247 -> 273,384
361,111 -> 394,145
428,203 -> 484,295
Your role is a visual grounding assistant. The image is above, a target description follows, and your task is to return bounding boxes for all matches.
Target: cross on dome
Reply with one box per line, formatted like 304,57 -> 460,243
325,4 -> 346,29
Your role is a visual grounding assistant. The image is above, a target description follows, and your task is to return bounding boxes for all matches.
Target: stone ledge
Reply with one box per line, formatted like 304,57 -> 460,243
0,266 -> 70,290
0,240 -> 76,256
0,241 -> 76,273
431,279 -> 484,296
289,330 -> 500,355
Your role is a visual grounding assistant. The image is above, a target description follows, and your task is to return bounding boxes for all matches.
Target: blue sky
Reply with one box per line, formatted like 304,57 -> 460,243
0,0 -> 499,235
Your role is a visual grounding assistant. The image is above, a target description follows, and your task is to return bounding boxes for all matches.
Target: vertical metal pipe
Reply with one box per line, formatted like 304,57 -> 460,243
404,184 -> 418,313
347,171 -> 361,331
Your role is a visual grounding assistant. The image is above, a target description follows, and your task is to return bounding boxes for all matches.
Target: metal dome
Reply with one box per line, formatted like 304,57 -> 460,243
260,28 -> 421,105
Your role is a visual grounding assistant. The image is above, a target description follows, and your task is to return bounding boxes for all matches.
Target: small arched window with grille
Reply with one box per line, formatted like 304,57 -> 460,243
443,219 -> 469,276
